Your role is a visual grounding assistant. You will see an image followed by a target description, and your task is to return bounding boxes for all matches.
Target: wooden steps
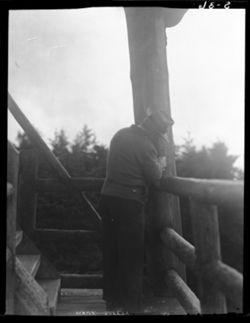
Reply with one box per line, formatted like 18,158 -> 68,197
56,289 -> 105,316
37,279 -> 61,315
15,231 -> 62,315
143,296 -> 186,315
17,255 -> 41,277
56,289 -> 186,315
61,274 -> 102,289
15,256 -> 49,315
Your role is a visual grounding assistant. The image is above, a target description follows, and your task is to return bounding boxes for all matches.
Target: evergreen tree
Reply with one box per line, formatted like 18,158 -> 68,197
71,125 -> 96,154
176,134 -> 240,180
50,129 -> 70,158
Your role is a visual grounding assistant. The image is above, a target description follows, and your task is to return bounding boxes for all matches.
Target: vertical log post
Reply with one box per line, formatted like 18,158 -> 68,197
18,148 -> 39,238
189,199 -> 227,314
6,142 -> 19,314
124,7 -> 186,296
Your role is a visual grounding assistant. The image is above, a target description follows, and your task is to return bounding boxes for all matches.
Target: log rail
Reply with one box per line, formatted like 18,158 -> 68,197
160,177 -> 243,314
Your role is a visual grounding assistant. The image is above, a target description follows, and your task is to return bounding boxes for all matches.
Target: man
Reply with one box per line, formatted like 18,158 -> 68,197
99,107 -> 174,314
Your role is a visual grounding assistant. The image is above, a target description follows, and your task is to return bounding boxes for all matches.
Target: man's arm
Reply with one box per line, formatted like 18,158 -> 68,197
139,143 -> 165,187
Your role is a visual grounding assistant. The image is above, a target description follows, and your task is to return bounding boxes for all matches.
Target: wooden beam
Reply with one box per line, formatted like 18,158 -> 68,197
15,256 -> 49,315
161,227 -> 196,270
160,176 -> 243,208
60,274 -> 103,289
6,142 -> 19,314
124,7 -> 186,294
199,260 -> 243,312
34,229 -> 99,241
189,200 -> 227,314
18,149 -> 38,236
35,178 -> 104,192
166,269 -> 201,315
8,94 -> 102,230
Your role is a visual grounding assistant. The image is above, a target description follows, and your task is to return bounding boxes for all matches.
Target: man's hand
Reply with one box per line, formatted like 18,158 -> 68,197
159,156 -> 167,172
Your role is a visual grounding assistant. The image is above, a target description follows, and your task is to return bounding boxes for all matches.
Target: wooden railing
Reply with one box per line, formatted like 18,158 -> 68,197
8,94 -> 102,232
159,177 -> 244,314
35,175 -> 244,314
8,93 -> 243,314
35,175 -> 243,314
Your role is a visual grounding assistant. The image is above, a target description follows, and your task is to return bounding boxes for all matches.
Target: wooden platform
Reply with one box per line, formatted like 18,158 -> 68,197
56,289 -> 186,316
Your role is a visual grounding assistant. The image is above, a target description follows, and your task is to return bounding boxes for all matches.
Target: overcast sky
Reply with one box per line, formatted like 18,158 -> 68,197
8,7 -> 245,169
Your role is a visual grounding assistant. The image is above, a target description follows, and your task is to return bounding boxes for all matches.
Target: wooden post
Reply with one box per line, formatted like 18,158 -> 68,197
18,149 -> 39,238
189,199 -> 227,314
124,7 -> 186,295
6,142 -> 19,314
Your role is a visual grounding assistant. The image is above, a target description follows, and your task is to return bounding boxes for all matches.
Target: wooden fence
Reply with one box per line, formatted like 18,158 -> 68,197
159,177 -> 243,314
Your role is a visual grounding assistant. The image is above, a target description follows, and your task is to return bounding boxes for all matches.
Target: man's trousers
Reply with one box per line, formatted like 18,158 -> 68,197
99,195 -> 145,313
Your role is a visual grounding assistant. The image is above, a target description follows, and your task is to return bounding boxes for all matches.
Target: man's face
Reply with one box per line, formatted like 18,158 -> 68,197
150,109 -> 174,134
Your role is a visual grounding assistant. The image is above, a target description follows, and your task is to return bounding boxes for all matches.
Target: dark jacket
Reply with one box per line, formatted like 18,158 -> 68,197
101,125 -> 163,204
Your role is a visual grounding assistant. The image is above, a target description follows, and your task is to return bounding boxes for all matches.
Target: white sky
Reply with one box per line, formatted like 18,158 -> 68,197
8,7 -> 245,169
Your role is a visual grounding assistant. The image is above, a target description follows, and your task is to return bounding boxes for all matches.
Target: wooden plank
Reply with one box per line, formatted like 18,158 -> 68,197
38,279 -> 61,315
60,274 -> 103,289
161,227 -> 196,270
56,289 -> 186,315
56,289 -> 105,315
8,93 -> 101,230
18,149 -> 38,236
35,178 -> 104,192
16,231 -> 60,280
143,297 -> 186,315
160,176 -> 243,209
189,200 -> 227,314
15,256 -> 49,315
17,230 -> 43,256
61,289 -> 102,297
17,255 -> 41,277
35,228 -> 98,241
36,176 -> 244,209
166,269 -> 200,315
35,254 -> 61,280
16,230 -> 23,247
6,142 -> 19,314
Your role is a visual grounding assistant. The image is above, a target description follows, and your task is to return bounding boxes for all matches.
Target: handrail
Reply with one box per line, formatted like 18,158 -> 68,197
158,176 -> 243,313
161,227 -> 196,270
159,176 -> 243,208
166,269 -> 201,314
35,177 -> 104,192
8,93 -> 102,229
161,227 -> 243,309
35,175 -> 244,209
